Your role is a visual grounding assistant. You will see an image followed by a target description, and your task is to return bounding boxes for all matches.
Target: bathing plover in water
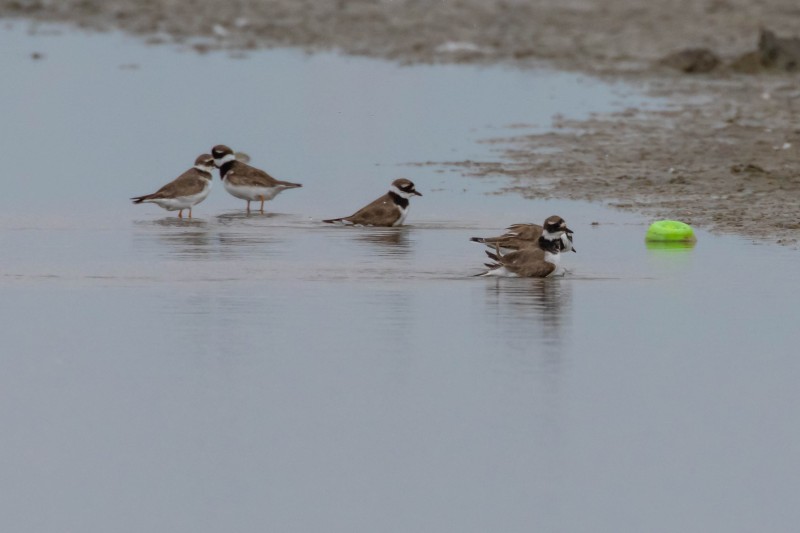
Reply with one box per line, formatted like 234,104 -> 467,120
478,215 -> 573,278
323,178 -> 422,227
131,154 -> 214,219
211,144 -> 302,214
471,222 -> 576,252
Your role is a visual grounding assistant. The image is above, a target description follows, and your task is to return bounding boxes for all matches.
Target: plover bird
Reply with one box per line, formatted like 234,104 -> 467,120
131,154 -> 214,219
471,222 -> 576,252
323,178 -> 422,227
478,215 -> 572,278
211,144 -> 302,214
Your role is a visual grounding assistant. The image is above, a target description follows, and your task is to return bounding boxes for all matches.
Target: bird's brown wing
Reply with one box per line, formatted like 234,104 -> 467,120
325,195 -> 398,226
135,169 -> 204,200
513,260 -> 557,278
500,247 -> 554,277
472,223 -> 542,249
227,162 -> 280,188
501,247 -> 544,266
481,235 -> 532,250
505,223 -> 543,240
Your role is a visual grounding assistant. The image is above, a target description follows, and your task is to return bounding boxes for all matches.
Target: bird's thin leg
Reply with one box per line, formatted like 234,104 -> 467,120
246,201 -> 251,214
260,196 -> 265,214
178,210 -> 183,219
188,207 -> 192,219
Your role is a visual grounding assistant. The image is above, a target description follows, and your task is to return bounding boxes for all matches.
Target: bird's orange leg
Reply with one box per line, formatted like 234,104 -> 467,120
178,210 -> 183,219
188,207 -> 193,219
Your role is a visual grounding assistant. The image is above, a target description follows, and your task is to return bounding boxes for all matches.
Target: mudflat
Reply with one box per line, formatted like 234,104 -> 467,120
6,0 -> 799,243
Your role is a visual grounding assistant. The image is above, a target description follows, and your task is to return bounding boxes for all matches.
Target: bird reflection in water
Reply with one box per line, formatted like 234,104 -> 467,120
215,212 -> 291,259
484,278 -> 573,349
353,227 -> 413,257
134,217 -> 213,259
216,211 -> 283,222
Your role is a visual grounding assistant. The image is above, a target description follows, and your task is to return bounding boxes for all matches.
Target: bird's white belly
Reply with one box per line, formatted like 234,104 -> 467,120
544,251 -> 564,277
481,266 -> 519,278
224,181 -> 281,201
392,206 -> 410,227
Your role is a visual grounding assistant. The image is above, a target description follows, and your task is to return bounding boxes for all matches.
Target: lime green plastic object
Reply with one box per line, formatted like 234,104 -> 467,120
645,220 -> 696,242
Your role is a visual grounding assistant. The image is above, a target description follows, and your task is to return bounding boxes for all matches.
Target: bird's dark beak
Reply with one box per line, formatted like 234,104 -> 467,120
571,246 -> 577,253
413,190 -> 422,196
565,227 -> 574,234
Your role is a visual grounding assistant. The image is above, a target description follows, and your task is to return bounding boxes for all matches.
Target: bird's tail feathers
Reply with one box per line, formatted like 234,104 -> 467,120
130,194 -> 155,204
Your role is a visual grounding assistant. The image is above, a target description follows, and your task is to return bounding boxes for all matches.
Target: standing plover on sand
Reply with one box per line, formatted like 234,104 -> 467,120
131,154 -> 214,219
211,144 -> 302,214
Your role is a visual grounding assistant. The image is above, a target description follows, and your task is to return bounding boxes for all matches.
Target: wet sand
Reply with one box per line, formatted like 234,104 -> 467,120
5,0 -> 799,243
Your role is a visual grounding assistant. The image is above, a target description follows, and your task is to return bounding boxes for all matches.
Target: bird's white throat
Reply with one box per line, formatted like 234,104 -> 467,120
542,229 -> 564,241
215,153 -> 236,166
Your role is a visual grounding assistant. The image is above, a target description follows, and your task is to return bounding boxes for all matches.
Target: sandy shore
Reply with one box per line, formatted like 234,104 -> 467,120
4,0 -> 799,243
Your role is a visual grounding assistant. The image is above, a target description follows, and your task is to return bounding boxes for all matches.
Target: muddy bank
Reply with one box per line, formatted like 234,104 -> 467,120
5,0 -> 799,71
3,0 -> 800,243
421,76 -> 800,244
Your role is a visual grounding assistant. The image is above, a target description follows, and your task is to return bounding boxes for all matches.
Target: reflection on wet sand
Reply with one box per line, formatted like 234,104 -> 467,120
145,218 -> 210,229
216,211 -> 284,224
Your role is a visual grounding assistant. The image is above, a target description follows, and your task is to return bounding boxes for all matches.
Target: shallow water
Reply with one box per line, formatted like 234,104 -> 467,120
2,23 -> 800,533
